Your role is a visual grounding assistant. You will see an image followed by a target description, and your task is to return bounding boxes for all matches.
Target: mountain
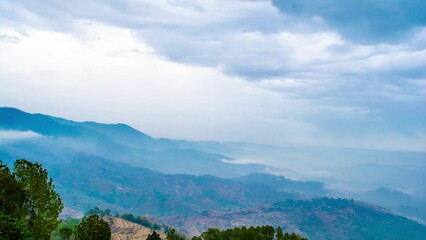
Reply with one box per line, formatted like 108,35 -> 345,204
160,198 -> 426,240
2,107 -> 426,239
46,153 -> 299,217
355,187 -> 426,224
0,107 -> 267,178
235,173 -> 328,196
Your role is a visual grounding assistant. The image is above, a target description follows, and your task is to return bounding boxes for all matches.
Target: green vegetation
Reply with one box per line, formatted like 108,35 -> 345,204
120,212 -> 163,230
1,160 -> 114,240
75,214 -> 111,240
191,226 -> 307,240
86,207 -> 113,217
0,159 -> 63,240
0,214 -> 32,240
59,228 -> 73,240
147,231 -> 162,240
85,206 -> 168,231
166,228 -> 185,240
51,218 -> 81,240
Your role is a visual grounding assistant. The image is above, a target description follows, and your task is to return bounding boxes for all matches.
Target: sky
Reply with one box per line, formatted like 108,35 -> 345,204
0,0 -> 425,152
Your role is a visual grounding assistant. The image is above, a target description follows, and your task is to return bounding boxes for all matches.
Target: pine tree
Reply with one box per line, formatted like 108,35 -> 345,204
75,214 -> 111,240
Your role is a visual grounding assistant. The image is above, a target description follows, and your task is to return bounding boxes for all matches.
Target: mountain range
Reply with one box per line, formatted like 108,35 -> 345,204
1,107 -> 425,239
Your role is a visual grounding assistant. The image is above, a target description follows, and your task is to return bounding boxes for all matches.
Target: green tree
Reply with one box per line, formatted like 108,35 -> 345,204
86,207 -> 111,217
75,215 -> 111,240
283,232 -> 307,240
260,225 -> 275,240
13,159 -> 64,240
201,228 -> 221,240
59,227 -> 74,240
0,160 -> 25,218
0,213 -> 32,240
276,226 -> 284,240
147,231 -> 161,240
195,226 -> 307,240
166,228 -> 185,240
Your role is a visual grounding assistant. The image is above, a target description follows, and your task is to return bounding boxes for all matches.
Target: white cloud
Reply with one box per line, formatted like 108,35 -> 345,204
0,0 -> 425,152
0,130 -> 42,141
0,21 -> 287,142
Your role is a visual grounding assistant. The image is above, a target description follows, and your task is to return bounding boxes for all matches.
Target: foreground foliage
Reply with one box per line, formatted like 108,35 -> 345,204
147,231 -> 162,240
0,159 -> 63,240
166,228 -> 185,240
51,218 -> 81,240
75,214 -> 111,240
192,226 -> 307,240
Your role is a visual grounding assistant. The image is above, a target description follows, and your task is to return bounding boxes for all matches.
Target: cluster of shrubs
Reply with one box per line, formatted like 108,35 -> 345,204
120,213 -> 163,231
191,226 -> 306,240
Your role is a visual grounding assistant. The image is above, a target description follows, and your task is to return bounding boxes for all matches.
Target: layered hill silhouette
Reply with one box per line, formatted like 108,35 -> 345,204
1,107 -> 425,239
0,107 -> 266,178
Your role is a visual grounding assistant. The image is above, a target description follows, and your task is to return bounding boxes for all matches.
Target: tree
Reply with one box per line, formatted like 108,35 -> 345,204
13,159 -> 64,240
166,228 -> 185,240
59,227 -> 74,240
0,213 -> 32,240
0,160 -> 25,218
86,207 -> 111,217
195,226 -> 307,240
283,232 -> 307,240
147,231 -> 161,240
75,214 -> 111,240
276,226 -> 284,240
201,228 -> 221,240
260,225 -> 275,240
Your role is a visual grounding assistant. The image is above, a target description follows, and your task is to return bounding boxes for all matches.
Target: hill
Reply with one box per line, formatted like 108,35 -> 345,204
235,173 -> 328,196
2,107 -> 426,239
160,198 -> 426,240
0,107 -> 267,178
106,217 -> 166,240
354,187 -> 426,224
45,153 -> 299,217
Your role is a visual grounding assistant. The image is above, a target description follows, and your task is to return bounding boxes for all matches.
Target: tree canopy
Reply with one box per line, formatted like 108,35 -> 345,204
59,227 -> 74,240
193,226 -> 307,240
166,228 -> 185,240
75,214 -> 111,240
147,231 -> 162,240
0,159 -> 63,240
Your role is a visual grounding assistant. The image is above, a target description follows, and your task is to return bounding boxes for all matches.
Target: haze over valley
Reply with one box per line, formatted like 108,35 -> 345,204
1,107 -> 425,239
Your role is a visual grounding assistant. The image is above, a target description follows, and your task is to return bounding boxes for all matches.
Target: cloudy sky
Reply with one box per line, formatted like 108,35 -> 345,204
1,0 -> 425,152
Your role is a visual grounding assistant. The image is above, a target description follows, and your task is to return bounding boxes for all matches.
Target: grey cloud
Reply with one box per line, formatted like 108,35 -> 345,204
2,0 -> 425,100
271,0 -> 426,44
0,34 -> 20,43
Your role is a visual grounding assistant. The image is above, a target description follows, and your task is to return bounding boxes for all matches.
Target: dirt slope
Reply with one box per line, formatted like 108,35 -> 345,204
105,217 -> 166,240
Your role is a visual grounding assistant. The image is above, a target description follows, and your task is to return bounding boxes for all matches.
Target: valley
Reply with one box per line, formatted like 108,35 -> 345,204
1,107 -> 425,239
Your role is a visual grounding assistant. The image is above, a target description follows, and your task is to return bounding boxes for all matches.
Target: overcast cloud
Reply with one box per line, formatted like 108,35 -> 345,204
0,0 -> 425,152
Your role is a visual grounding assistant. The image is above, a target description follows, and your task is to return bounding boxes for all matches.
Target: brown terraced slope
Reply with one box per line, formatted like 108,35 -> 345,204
105,217 -> 166,240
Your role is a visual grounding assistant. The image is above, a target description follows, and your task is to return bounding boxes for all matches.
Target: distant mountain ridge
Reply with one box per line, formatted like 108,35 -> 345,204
1,107 -> 425,239
0,107 -> 267,177
235,173 -> 328,196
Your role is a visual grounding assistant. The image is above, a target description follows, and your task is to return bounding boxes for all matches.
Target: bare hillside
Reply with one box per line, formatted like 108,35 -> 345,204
105,217 -> 166,240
